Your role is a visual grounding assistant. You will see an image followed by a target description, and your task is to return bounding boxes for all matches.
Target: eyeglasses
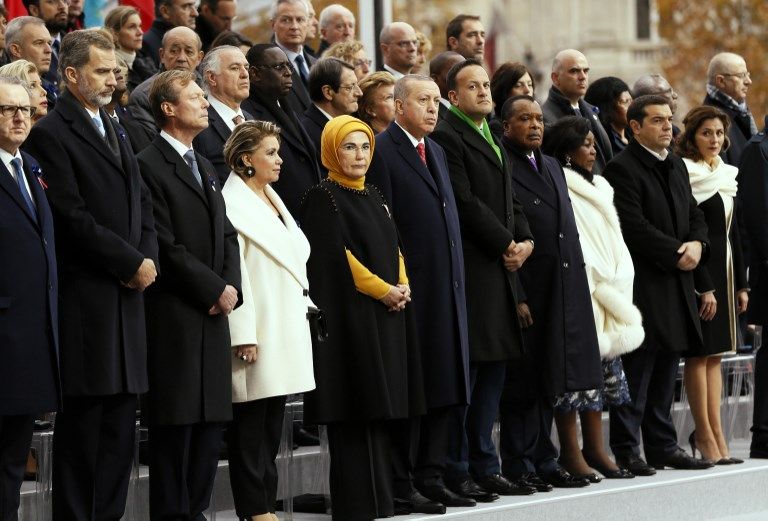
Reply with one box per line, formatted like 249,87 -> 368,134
353,59 -> 372,69
722,71 -> 751,80
337,83 -> 360,93
394,39 -> 418,49
252,62 -> 292,73
0,105 -> 36,118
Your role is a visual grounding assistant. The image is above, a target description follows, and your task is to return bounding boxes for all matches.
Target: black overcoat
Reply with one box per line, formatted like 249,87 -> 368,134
603,140 -> 709,352
367,123 -> 470,409
137,137 -> 242,426
299,103 -> 329,176
299,179 -> 426,425
431,110 -> 533,362
193,104 -> 254,185
24,91 -> 158,397
703,94 -> 754,167
505,142 -> 603,395
0,152 -> 60,414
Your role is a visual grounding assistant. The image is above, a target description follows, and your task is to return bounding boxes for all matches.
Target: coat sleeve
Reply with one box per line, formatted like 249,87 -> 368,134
128,87 -> 158,142
431,126 -> 515,258
730,199 -> 749,291
227,235 -> 258,347
139,175 -> 160,271
222,212 -> 244,309
738,141 -> 768,265
603,160 -> 683,271
25,124 -> 145,281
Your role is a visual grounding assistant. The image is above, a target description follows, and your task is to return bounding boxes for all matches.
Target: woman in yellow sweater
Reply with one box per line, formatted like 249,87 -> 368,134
300,115 -> 426,521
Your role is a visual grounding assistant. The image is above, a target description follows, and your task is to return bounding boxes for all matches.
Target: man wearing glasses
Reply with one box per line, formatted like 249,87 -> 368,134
379,22 -> 418,79
242,43 -> 321,217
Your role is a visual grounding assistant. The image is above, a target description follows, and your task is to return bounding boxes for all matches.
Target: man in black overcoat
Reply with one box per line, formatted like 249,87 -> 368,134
137,69 -> 241,520
431,59 -> 535,500
736,119 -> 768,458
0,78 -> 59,521
367,74 -> 473,512
138,0 -> 198,73
500,95 -> 602,488
193,45 -> 253,185
603,95 -> 713,474
242,44 -> 322,218
542,49 -> 612,176
428,51 -> 465,121
24,30 -> 159,520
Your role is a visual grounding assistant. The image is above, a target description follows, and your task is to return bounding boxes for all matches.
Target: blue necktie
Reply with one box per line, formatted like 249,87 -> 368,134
184,150 -> 203,187
11,158 -> 36,219
92,116 -> 105,138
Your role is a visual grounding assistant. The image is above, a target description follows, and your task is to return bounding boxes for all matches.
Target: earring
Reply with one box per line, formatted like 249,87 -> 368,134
244,166 -> 255,178
565,155 -> 572,168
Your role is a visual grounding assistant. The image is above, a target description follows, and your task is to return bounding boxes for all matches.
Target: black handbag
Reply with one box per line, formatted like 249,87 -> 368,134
306,305 -> 328,343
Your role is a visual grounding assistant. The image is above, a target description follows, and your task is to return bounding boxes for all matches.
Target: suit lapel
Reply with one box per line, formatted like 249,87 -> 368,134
208,106 -> 233,143
389,125 -> 439,196
448,112 -> 503,172
506,145 -> 557,209
155,137 -> 209,208
0,159 -> 38,226
58,95 -> 124,172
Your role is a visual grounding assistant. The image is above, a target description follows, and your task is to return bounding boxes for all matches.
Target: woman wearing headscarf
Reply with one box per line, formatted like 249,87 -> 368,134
299,115 -> 426,521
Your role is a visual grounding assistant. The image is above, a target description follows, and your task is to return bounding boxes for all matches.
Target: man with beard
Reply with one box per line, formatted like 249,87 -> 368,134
22,0 -> 68,91
24,29 -> 159,521
445,15 -> 485,62
241,43 -> 321,218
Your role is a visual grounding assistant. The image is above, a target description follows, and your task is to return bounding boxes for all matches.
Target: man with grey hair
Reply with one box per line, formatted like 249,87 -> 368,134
542,48 -> 612,175
140,0 -> 199,72
5,16 -> 57,108
367,74 -> 473,512
193,45 -> 253,184
24,28 -> 159,521
703,52 -> 756,166
22,0 -> 68,89
129,26 -> 203,143
270,0 -> 317,115
380,22 -> 418,79
317,3 -> 355,55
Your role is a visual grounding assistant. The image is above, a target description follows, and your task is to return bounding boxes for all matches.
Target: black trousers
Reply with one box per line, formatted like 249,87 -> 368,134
609,347 -> 680,461
52,394 -> 137,521
0,415 -> 34,521
414,405 -> 462,488
148,422 -> 224,521
752,341 -> 768,444
326,421 -> 394,521
227,396 -> 286,518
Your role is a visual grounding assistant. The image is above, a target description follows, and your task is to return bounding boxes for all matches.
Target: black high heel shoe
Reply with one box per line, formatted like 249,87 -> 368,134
688,431 -> 698,458
690,430 -> 733,464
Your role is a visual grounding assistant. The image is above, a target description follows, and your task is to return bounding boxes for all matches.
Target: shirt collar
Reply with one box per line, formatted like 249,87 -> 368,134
440,98 -> 452,109
639,142 -> 669,161
395,121 -> 424,147
314,104 -> 333,121
160,130 -> 194,159
0,147 -> 22,174
276,42 -> 302,63
208,95 -> 243,130
383,64 -> 405,80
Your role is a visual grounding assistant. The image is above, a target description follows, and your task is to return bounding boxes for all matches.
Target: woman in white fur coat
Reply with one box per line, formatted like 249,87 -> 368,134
543,116 -> 645,479
222,121 -> 315,521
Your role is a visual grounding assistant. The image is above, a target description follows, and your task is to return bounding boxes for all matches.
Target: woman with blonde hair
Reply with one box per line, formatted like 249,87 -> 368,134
322,39 -> 371,81
104,5 -> 155,89
356,71 -> 396,134
0,60 -> 47,123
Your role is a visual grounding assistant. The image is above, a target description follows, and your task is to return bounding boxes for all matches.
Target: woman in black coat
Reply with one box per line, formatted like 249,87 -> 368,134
677,106 -> 749,464
299,115 -> 425,521
584,76 -> 633,155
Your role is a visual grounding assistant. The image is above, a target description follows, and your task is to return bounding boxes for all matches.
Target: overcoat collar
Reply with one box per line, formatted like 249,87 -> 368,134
385,122 -> 440,196
443,109 -> 504,173
503,139 -> 558,209
0,153 -> 41,227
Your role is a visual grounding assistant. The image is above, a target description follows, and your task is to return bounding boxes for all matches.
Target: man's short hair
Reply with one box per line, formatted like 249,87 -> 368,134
319,4 -> 354,30
6,16 -> 46,50
154,0 -> 173,18
210,30 -> 253,50
269,0 -> 308,20
21,0 -> 39,9
150,69 -> 196,128
445,14 -> 480,48
500,94 -> 536,121
393,74 -> 433,102
308,57 -> 354,102
446,57 -> 482,92
626,94 -> 670,126
59,29 -> 115,84
161,26 -> 203,52
200,45 -> 241,93
245,43 -> 278,68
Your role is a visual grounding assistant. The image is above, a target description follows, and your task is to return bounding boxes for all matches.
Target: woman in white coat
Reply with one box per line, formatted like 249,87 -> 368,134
543,116 -> 645,480
222,121 -> 316,521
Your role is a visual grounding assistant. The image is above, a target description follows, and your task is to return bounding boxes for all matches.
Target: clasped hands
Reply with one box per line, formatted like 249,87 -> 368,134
208,284 -> 238,316
123,258 -> 157,291
503,240 -> 533,272
380,284 -> 411,312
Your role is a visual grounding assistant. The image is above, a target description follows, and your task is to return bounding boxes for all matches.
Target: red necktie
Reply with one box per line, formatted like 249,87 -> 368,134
416,142 -> 427,165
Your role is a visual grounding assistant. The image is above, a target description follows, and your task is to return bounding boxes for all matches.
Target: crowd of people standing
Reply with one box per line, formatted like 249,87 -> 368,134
1,1 -> 768,521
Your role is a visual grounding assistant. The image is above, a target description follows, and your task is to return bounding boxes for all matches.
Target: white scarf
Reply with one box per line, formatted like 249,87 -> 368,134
115,48 -> 136,70
683,156 -> 738,205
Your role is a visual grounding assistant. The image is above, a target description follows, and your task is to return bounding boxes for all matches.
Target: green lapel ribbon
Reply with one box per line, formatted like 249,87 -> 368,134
449,105 -> 502,165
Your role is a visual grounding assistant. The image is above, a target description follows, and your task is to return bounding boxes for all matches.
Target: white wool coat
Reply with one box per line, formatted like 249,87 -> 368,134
223,174 -> 316,402
564,167 -> 645,359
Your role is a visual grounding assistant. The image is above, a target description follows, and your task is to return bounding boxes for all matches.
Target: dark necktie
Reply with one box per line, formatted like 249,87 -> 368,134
10,158 -> 36,219
183,150 -> 203,187
50,38 -> 60,81
233,114 -> 245,126
295,55 -> 309,86
416,142 -> 426,165
528,154 -> 538,172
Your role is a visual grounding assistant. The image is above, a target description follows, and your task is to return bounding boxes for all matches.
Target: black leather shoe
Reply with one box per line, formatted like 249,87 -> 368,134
447,479 -> 499,503
541,468 -> 590,488
476,473 -> 535,495
396,490 -> 446,515
518,472 -> 554,492
419,485 -> 476,507
647,448 -> 715,470
571,472 -> 602,484
615,454 -> 656,476
583,456 -> 635,479
293,423 -> 320,446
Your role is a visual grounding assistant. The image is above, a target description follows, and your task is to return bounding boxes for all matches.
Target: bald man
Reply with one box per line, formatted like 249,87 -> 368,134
380,22 -> 418,79
542,49 -> 612,175
703,52 -> 756,166
632,73 -> 682,142
429,51 -> 465,120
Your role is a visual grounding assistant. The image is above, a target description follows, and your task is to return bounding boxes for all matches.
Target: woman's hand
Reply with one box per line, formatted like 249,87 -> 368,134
397,284 -> 412,303
235,344 -> 258,364
698,292 -> 717,321
380,285 -> 408,312
737,290 -> 749,314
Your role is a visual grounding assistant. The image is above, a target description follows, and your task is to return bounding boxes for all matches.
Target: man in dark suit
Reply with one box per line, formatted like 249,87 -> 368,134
428,51 -> 464,121
703,52 -> 756,167
22,0 -> 67,92
138,0 -> 198,73
316,3 -> 355,56
271,0 -> 317,116
5,17 -> 58,109
138,69 -> 241,520
0,77 -> 59,521
500,96 -> 601,489
300,57 -> 361,170
196,0 -> 237,51
431,58 -> 536,500
736,119 -> 768,458
367,74 -> 473,513
604,95 -> 714,474
379,22 -> 418,80
105,59 -> 152,153
193,45 -> 252,185
242,44 -> 322,218
542,49 -> 612,175
24,30 -> 159,520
